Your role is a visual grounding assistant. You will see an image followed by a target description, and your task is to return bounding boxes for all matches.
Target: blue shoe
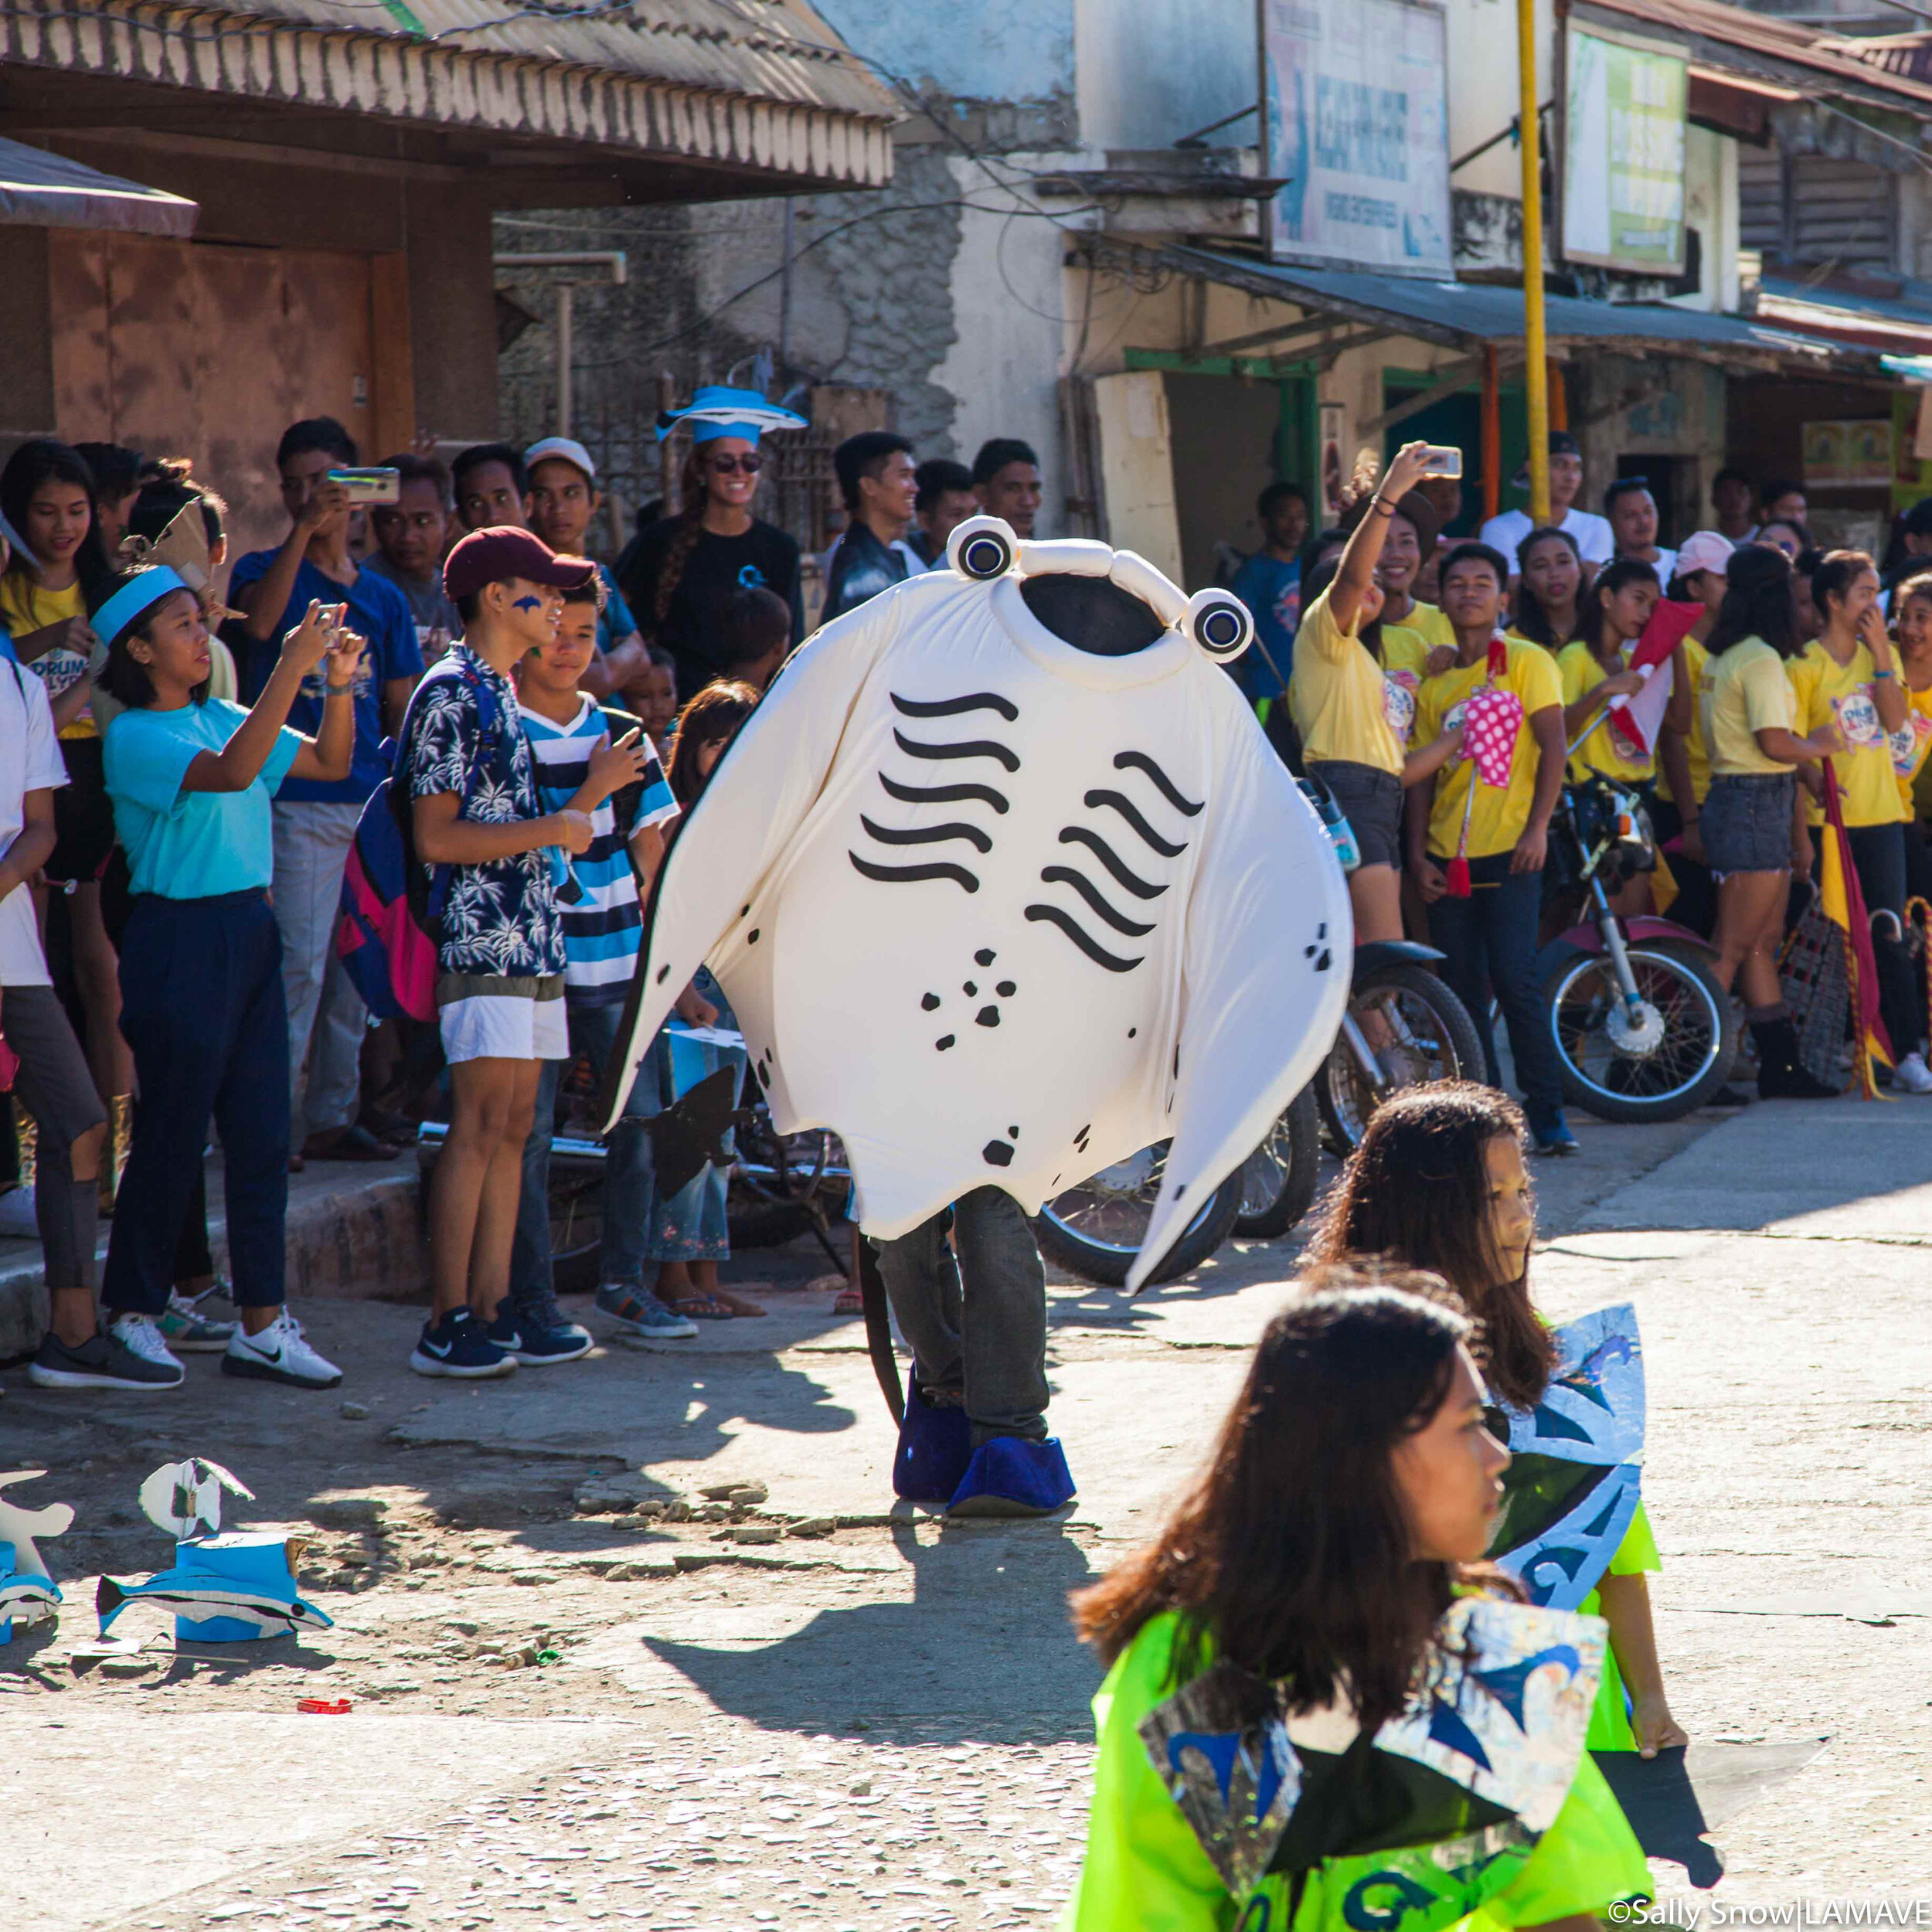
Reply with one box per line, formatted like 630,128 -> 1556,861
489,1287 -> 594,1366
595,1281 -> 698,1340
893,1382 -> 973,1502
410,1308 -> 517,1379
1529,1108 -> 1580,1158
946,1437 -> 1077,1518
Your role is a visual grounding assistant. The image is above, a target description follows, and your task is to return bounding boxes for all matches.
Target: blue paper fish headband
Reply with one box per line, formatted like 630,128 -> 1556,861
92,566 -> 192,652
655,385 -> 808,447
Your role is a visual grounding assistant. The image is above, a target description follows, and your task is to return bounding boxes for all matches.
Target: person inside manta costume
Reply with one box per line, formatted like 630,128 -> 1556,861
601,515 -> 1352,1515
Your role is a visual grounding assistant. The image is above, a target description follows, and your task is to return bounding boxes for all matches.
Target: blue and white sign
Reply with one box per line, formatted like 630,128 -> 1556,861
1261,0 -> 1453,278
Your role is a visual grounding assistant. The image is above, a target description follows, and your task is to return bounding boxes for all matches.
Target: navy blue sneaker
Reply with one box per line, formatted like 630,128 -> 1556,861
946,1436 -> 1077,1518
410,1308 -> 518,1379
488,1288 -> 593,1366
893,1382 -> 972,1502
1529,1109 -> 1580,1157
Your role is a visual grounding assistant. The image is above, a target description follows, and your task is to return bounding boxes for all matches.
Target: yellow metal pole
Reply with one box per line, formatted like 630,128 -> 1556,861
1519,0 -> 1550,524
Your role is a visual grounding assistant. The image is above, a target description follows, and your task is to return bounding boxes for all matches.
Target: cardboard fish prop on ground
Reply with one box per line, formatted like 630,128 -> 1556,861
601,517 -> 1352,1293
1138,1597 -> 1607,1906
0,1470 -> 73,1642
1490,1304 -> 1646,1610
138,1456 -> 253,1543
98,1535 -> 332,1643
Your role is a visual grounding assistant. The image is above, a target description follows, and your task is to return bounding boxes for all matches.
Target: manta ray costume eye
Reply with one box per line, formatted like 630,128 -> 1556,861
601,512 -> 1352,1308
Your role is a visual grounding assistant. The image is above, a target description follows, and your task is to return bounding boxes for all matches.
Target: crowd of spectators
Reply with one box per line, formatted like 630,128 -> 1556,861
0,410 -> 1046,1393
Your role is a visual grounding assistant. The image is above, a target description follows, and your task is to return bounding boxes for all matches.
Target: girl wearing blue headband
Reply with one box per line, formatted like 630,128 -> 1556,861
614,387 -> 808,707
83,566 -> 367,1393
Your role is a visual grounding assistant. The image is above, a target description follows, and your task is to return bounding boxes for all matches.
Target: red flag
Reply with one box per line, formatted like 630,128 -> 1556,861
1607,598 -> 1701,757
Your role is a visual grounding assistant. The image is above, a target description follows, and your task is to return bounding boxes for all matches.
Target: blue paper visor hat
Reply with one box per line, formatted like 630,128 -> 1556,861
655,385 -> 808,446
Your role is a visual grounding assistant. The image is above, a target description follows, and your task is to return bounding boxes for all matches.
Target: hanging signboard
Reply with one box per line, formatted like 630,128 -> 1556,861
1259,0 -> 1453,280
1561,24 -> 1689,274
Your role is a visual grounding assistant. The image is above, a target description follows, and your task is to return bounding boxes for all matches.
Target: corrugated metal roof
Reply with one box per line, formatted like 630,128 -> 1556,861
172,0 -> 897,119
1158,247 -> 1869,367
1757,274 -> 1932,352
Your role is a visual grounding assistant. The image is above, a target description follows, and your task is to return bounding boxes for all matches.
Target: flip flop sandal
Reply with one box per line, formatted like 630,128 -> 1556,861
671,1294 -> 735,1320
834,1287 -> 863,1315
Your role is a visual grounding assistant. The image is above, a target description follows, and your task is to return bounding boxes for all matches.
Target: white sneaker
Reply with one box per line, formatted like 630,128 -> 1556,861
1896,1051 -> 1932,1094
222,1308 -> 343,1389
110,1313 -> 185,1379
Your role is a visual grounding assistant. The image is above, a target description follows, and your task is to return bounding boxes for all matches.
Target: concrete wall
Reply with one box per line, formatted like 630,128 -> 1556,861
1073,0 -> 1257,152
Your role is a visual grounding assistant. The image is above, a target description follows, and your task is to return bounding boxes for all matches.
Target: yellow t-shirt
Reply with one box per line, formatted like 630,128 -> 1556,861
1415,640 -> 1565,859
1787,638 -> 1907,827
1287,585 -> 1404,776
1377,624 -> 1434,748
1702,637 -> 1797,778
1557,640 -> 1654,784
1657,633 -> 1710,808
1386,597 -> 1454,654
1891,682 -> 1932,819
0,571 -> 94,739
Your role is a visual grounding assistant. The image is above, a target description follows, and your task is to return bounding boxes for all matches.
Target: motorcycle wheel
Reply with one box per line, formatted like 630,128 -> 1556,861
1234,1085 -> 1322,1238
1544,941 -> 1736,1122
1034,1141 -> 1244,1288
1316,962 -> 1487,1155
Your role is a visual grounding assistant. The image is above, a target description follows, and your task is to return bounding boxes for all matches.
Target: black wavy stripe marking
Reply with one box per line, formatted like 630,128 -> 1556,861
1059,826 -> 1165,900
1039,866 -> 1155,937
1114,750 -> 1203,816
849,852 -> 980,893
1083,788 -> 1186,859
1026,904 -> 1143,973
894,729 -> 1020,773
892,691 -> 1020,723
859,814 -> 993,854
879,773 -> 1010,814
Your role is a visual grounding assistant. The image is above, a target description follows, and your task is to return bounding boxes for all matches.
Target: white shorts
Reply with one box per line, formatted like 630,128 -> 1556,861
436,974 -> 569,1066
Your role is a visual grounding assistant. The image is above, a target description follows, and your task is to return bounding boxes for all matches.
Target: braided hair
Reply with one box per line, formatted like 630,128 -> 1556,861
653,445 -> 715,630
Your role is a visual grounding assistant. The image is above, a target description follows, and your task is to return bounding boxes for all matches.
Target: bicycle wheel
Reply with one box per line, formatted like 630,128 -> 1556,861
1545,942 -> 1736,1122
1316,963 -> 1487,1154
1034,1141 -> 1244,1288
1234,1085 -> 1322,1238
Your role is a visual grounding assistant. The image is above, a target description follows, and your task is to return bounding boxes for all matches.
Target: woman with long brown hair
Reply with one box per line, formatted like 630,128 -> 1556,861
614,387 -> 805,703
1065,1266 -> 1648,1927
1311,1083 -> 1686,1760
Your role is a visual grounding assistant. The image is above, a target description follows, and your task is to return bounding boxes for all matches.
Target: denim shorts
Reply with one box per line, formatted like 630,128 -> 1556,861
1309,759 -> 1404,869
1702,772 -> 1796,874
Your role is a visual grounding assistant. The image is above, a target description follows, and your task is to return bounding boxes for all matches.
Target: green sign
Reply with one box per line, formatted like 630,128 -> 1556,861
1562,26 -> 1689,274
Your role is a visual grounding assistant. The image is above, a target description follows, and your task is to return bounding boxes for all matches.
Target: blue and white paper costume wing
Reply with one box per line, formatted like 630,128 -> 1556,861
602,531 -> 1350,1280
1492,1304 -> 1646,1610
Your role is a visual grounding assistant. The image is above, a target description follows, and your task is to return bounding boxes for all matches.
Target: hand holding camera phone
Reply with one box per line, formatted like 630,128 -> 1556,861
327,467 -> 402,506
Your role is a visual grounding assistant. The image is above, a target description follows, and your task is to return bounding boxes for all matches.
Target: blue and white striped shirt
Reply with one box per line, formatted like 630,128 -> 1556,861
519,697 -> 679,1005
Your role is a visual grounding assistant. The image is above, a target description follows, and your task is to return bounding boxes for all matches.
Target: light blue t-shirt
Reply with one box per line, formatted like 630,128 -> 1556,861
104,699 -> 303,899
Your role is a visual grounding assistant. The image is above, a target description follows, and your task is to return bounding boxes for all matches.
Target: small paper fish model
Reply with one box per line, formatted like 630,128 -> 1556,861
138,1457 -> 255,1543
0,1571 -> 63,1629
0,1470 -> 76,1577
97,1570 -> 334,1640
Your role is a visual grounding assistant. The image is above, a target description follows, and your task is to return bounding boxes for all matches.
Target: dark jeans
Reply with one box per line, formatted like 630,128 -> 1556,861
1425,852 -> 1565,1119
104,891 -> 291,1317
1648,796 -> 1716,941
1841,822 -> 1921,1060
872,1187 -> 1049,1445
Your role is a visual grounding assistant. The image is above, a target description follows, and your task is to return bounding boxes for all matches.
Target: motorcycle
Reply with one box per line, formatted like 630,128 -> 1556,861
1536,772 -> 1737,1122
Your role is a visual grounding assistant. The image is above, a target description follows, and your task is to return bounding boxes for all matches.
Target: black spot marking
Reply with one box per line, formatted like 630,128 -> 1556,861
1175,1184 -> 1186,1199
921,992 -> 940,1011
935,1035 -> 956,1051
981,1140 -> 1014,1167
1128,1026 -> 1137,1038
996,980 -> 1015,996
655,964 -> 669,984
893,690 -> 1020,723
747,929 -> 760,944
976,1007 -> 1000,1028
1318,923 -> 1328,940
1174,1046 -> 1182,1077
975,948 -> 996,965
964,981 -> 978,996
740,904 -> 751,917
1007,1125 -> 1019,1138
1315,950 -> 1332,971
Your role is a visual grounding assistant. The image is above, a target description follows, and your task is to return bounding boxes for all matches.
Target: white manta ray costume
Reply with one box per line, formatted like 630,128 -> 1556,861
604,518 -> 1351,1296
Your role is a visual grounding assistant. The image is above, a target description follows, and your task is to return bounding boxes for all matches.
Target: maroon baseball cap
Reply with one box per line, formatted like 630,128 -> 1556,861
443,525 -> 596,601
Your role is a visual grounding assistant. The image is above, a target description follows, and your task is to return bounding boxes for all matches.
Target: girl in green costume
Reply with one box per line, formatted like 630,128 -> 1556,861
1064,1270 -> 1650,1931
1314,1082 -> 1687,1759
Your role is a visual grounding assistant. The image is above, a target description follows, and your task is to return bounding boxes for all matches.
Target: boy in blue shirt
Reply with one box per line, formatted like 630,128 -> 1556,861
509,579 -> 696,1347
1229,479 -> 1310,714
404,529 -> 647,1378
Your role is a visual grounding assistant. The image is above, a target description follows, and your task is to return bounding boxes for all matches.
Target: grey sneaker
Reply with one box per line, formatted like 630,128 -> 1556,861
29,1325 -> 182,1390
595,1282 -> 698,1339
158,1289 -> 239,1352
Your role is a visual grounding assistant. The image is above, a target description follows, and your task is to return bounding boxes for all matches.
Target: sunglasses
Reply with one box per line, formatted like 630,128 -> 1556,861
707,453 -> 764,475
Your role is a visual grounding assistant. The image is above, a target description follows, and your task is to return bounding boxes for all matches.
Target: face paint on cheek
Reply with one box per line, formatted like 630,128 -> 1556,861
513,595 -> 543,613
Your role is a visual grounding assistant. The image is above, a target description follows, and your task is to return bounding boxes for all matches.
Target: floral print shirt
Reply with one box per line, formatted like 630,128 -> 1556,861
403,645 -> 566,978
